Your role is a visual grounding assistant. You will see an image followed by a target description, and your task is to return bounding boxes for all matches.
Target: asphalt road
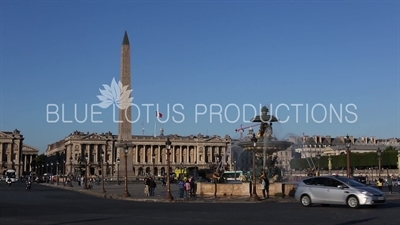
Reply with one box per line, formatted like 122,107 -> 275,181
0,182 -> 399,225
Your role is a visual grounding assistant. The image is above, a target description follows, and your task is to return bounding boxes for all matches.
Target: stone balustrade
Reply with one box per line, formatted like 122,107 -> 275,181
196,181 -> 297,197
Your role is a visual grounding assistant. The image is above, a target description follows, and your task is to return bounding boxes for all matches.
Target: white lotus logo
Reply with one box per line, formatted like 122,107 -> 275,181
97,78 -> 133,110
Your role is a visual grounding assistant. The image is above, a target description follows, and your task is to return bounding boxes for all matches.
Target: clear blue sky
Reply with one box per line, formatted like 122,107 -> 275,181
1,0 -> 399,153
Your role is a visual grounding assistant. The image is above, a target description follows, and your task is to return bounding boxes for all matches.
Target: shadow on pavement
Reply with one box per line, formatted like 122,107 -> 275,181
48,216 -> 128,225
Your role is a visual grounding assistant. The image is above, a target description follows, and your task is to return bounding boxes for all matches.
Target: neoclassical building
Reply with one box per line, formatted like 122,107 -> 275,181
292,135 -> 400,158
0,129 -> 39,177
46,131 -> 232,179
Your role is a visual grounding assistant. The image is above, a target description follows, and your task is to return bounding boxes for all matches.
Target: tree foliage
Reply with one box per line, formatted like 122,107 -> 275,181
290,146 -> 399,170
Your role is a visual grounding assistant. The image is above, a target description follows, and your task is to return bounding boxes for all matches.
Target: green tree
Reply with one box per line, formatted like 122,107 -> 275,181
31,154 -> 46,167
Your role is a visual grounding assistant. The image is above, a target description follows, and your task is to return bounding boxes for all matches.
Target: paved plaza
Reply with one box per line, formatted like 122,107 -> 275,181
0,182 -> 399,225
38,180 -> 400,203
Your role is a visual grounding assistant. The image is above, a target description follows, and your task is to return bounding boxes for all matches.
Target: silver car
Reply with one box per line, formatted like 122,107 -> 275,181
294,175 -> 386,208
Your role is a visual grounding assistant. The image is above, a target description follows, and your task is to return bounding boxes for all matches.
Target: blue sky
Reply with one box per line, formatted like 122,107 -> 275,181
0,0 -> 399,153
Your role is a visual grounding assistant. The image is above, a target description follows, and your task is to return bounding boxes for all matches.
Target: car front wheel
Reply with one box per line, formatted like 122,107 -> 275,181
347,196 -> 359,208
300,195 -> 312,207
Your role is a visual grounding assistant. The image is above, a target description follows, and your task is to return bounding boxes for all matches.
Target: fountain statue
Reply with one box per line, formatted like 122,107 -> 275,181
238,106 -> 293,182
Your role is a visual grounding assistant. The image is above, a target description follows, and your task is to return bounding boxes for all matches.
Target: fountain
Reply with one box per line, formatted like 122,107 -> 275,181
238,106 -> 293,182
195,106 -> 296,198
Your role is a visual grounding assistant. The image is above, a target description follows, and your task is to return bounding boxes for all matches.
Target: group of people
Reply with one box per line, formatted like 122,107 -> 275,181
376,175 -> 394,194
144,177 -> 157,196
178,177 -> 196,200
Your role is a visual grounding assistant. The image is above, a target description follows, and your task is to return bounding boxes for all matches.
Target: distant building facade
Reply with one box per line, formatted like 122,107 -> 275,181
292,135 -> 400,158
0,129 -> 39,177
231,129 -> 400,172
45,131 -> 232,179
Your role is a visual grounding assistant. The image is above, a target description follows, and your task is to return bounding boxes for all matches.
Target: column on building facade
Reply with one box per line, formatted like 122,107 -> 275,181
186,146 -> 189,163
8,142 -> 13,165
85,144 -> 90,162
66,144 -> 72,174
139,146 -> 143,164
94,144 -> 98,164
149,145 -> 153,164
172,146 -> 176,164
222,146 -> 226,163
156,145 -> 160,164
29,155 -> 33,172
103,144 -> 107,164
208,146 -> 212,163
133,145 -> 138,163
195,145 -> 199,164
171,146 -> 175,164
24,154 -> 27,172
180,146 -> 184,163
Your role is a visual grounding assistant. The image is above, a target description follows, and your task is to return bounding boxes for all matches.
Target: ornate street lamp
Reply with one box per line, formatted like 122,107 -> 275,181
84,153 -> 89,189
116,158 -> 120,185
20,160 -> 23,178
56,161 -> 60,185
377,148 -> 382,178
328,155 -> 332,175
69,156 -> 73,187
345,135 -> 351,178
101,151 -> 106,193
316,154 -> 321,176
250,133 -> 260,201
122,143 -> 131,197
234,160 -> 237,180
194,161 -> 198,180
165,137 -> 174,200
152,154 -> 156,177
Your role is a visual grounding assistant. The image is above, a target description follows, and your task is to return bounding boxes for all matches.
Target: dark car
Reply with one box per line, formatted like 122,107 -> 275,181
356,176 -> 367,184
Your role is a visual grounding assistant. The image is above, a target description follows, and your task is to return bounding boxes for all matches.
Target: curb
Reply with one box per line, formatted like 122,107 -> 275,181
39,183 -> 399,203
38,183 -> 296,203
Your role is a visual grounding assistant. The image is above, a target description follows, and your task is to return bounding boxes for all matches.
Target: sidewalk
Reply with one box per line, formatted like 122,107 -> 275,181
39,181 -> 296,203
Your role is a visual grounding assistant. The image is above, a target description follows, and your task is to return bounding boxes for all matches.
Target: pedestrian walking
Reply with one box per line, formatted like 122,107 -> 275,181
260,171 -> 269,199
178,179 -> 185,199
144,177 -> 150,196
387,176 -> 393,194
184,180 -> 191,200
149,177 -> 157,196
377,178 -> 383,191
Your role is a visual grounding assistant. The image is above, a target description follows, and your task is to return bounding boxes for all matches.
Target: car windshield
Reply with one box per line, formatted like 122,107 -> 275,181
336,177 -> 365,187
6,172 -> 16,178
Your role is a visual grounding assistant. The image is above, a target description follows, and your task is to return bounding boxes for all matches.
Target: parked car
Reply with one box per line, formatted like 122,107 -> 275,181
392,179 -> 399,186
355,176 -> 367,184
294,175 -> 385,208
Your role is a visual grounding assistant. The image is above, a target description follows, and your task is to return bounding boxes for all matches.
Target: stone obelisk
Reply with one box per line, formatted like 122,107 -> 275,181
118,31 -> 133,177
